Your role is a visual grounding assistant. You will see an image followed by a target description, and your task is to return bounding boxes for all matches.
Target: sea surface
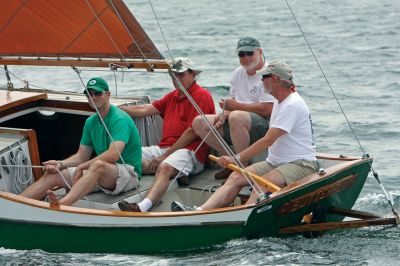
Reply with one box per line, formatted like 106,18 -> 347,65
1,0 -> 400,265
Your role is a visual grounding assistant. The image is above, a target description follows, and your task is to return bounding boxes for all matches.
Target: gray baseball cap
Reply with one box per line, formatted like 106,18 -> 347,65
237,37 -> 261,52
256,61 -> 293,80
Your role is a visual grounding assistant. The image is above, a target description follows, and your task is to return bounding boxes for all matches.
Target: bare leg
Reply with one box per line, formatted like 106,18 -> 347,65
20,169 -> 71,200
192,115 -> 226,155
46,190 -> 60,206
58,160 -> 118,206
228,111 -> 252,166
200,165 -> 258,210
141,159 -> 154,174
145,162 -> 178,206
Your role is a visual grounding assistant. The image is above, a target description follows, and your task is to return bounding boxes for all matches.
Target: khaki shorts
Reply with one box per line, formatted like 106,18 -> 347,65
223,112 -> 269,145
66,164 -> 139,195
252,159 -> 318,185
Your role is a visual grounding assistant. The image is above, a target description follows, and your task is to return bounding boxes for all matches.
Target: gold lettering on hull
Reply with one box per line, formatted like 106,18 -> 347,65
277,174 -> 357,215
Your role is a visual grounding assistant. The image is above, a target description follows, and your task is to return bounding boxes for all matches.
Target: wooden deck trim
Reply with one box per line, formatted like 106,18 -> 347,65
0,127 -> 42,180
0,191 -> 252,218
0,91 -> 47,113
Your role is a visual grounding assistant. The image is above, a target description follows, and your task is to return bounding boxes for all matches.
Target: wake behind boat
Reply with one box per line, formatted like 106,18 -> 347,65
0,0 -> 397,254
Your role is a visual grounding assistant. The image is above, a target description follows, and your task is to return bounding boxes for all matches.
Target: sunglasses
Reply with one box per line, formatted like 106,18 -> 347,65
238,51 -> 254,58
262,74 -> 273,80
84,90 -> 103,97
174,71 -> 187,78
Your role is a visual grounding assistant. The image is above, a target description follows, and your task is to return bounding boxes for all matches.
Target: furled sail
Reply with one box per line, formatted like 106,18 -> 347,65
0,0 -> 169,69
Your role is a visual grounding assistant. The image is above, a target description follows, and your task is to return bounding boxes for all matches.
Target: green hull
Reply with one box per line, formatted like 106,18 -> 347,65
0,220 -> 243,254
0,159 -> 371,253
243,158 -> 372,237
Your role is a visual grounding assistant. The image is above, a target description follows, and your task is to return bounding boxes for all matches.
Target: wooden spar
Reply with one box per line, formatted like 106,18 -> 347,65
0,58 -> 170,70
279,217 -> 398,234
208,155 -> 281,192
328,207 -> 381,219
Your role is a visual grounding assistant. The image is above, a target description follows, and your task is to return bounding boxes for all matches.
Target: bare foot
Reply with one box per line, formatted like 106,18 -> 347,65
46,190 -> 60,207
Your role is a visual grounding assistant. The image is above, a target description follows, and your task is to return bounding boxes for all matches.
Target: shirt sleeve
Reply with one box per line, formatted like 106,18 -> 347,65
270,104 -> 298,134
110,117 -> 131,144
80,118 -> 93,147
152,92 -> 171,116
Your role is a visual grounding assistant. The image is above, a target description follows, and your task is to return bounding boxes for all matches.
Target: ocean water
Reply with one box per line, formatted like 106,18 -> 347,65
1,0 -> 400,265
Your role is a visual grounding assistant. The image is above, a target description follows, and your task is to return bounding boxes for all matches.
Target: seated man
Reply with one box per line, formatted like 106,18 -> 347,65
172,61 -> 318,211
21,77 -> 142,206
118,57 -> 215,212
192,37 -> 274,179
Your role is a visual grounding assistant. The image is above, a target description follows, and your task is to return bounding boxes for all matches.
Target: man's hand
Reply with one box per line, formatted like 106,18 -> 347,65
217,156 -> 234,168
148,155 -> 167,174
219,98 -> 239,111
42,160 -> 62,174
213,113 -> 225,128
72,165 -> 85,185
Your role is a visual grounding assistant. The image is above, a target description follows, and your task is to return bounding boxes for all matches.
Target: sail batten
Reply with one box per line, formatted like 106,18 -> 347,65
0,0 -> 166,69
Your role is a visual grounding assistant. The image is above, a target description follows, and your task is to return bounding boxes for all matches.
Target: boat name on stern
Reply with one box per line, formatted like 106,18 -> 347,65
276,174 -> 357,215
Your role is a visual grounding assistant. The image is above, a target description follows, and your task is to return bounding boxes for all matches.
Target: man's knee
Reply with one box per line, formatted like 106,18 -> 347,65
225,171 -> 247,187
88,160 -> 107,176
155,162 -> 176,178
192,115 -> 207,134
228,111 -> 250,127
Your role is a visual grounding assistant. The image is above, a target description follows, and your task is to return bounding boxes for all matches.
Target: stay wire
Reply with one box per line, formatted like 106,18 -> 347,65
148,0 -> 174,59
284,0 -> 399,222
169,72 -> 265,197
72,67 -> 143,200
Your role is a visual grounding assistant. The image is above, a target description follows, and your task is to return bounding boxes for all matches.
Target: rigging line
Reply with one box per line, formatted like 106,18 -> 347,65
148,0 -> 173,59
284,0 -> 399,222
107,0 -> 156,69
0,65 -> 50,91
169,71 -> 265,196
1,164 -> 91,202
284,0 -> 366,155
71,67 -> 144,200
85,0 -> 126,61
166,130 -> 212,192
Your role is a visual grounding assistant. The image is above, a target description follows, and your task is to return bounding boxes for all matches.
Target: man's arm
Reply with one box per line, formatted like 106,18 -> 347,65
220,99 -> 273,117
119,104 -> 160,118
239,127 -> 286,161
77,141 -> 126,170
217,127 -> 286,167
146,128 -> 197,173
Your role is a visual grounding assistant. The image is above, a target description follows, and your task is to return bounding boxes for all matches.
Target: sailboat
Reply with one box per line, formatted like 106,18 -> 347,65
0,0 -> 397,254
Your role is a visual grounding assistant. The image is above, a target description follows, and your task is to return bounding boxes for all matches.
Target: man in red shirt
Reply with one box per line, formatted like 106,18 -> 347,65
118,57 -> 215,212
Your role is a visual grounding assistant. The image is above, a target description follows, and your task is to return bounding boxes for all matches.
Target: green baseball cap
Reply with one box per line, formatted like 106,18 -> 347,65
85,77 -> 109,93
237,37 -> 261,52
256,61 -> 293,80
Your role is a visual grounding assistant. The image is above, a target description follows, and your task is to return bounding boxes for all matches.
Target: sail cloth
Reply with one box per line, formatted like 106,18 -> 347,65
0,0 -> 169,69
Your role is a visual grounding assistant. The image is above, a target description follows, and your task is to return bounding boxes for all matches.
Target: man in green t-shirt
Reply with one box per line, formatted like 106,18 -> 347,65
21,77 -> 142,206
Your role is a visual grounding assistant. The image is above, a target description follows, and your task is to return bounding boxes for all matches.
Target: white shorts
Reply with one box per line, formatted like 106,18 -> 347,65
142,145 -> 204,176
66,163 -> 139,195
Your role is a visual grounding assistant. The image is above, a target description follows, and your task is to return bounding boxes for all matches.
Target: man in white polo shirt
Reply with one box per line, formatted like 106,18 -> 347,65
192,37 -> 274,179
172,61 -> 318,211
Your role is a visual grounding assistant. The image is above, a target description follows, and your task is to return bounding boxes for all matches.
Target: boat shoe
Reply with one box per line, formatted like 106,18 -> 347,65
118,200 -> 141,212
171,201 -> 197,212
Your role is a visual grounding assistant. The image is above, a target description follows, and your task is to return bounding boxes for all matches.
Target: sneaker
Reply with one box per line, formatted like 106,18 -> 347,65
171,201 -> 197,212
214,168 -> 233,180
118,200 -> 141,212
